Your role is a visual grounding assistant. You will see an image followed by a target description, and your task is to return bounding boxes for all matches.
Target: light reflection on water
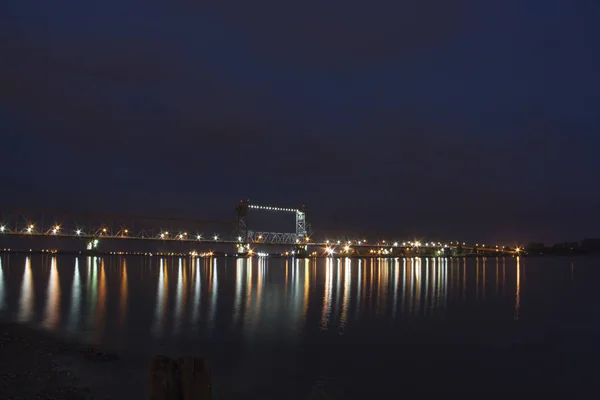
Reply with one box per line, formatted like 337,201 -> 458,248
0,255 -> 539,336
1,254 -> 599,398
18,257 -> 34,323
0,257 -> 4,311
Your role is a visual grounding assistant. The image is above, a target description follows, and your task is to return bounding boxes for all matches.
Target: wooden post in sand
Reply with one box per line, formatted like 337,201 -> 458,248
149,355 -> 211,400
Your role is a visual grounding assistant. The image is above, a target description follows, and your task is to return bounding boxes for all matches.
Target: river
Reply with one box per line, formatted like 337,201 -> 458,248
0,254 -> 598,398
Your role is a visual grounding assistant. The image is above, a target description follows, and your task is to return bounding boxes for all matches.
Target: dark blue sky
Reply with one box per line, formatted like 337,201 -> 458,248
1,1 -> 599,244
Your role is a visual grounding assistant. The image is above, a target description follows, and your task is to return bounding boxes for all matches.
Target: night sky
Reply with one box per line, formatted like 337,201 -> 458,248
1,1 -> 599,244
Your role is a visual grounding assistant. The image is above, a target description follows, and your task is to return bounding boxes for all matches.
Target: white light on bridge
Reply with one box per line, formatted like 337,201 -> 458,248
76,229 -> 82,235
393,242 -> 398,247
0,226 -> 5,232
213,235 -> 219,241
197,235 -> 202,240
238,236 -> 242,242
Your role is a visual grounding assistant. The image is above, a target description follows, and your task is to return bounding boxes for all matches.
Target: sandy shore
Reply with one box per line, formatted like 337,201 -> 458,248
0,323 -> 146,399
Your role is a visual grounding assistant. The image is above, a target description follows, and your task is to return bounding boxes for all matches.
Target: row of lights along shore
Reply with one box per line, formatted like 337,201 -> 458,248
0,224 -> 520,252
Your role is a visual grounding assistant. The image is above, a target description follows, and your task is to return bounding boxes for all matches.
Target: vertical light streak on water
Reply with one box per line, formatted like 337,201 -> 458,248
192,258 -> 202,325
320,258 -> 333,330
182,258 -> 188,320
431,258 -> 437,310
332,259 -> 342,323
401,258 -> 407,316
408,259 -> 415,316
94,258 -> 107,341
361,260 -> 368,314
255,257 -> 265,319
0,258 -> 4,311
424,258 -> 430,316
392,259 -> 399,319
463,258 -> 467,301
502,257 -> 506,298
302,259 -> 310,328
380,259 -> 390,316
43,257 -> 61,329
247,258 -> 264,340
495,257 -> 499,296
475,257 -> 480,302
450,258 -> 455,300
153,259 -> 166,336
18,257 -> 34,323
86,257 -> 98,329
414,258 -> 421,317
340,258 -> 351,330
292,259 -> 298,297
482,257 -> 487,301
442,258 -> 448,309
174,258 -> 184,334
369,259 -> 375,312
355,260 -> 362,319
119,258 -> 128,329
284,259 -> 289,297
437,258 -> 443,307
208,258 -> 219,334
244,258 -> 253,329
233,258 -> 244,326
293,259 -> 302,331
68,258 -> 81,332
515,257 -> 521,320
375,259 -> 382,315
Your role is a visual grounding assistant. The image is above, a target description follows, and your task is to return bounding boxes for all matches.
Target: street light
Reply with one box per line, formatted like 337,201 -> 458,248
76,229 -> 82,235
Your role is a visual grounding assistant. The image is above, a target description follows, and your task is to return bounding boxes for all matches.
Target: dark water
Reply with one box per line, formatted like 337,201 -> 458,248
1,254 -> 599,397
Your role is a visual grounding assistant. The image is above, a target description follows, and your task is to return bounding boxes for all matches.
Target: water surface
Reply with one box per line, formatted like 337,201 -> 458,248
0,255 -> 598,397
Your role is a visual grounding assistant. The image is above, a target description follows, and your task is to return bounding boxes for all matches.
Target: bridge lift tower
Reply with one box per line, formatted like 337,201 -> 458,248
234,200 -> 308,244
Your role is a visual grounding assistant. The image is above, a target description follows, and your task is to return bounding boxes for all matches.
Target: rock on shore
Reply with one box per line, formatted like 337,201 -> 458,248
0,323 -> 122,399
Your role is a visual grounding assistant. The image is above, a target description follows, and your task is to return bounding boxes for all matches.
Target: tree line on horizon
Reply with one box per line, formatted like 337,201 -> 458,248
526,238 -> 600,255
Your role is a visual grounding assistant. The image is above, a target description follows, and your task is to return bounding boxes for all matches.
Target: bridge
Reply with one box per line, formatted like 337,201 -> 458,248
0,201 -> 521,257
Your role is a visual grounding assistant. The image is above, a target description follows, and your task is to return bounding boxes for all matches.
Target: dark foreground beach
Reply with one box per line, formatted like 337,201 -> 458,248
0,323 -> 146,399
3,319 -> 600,399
